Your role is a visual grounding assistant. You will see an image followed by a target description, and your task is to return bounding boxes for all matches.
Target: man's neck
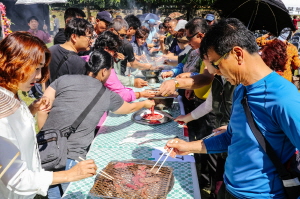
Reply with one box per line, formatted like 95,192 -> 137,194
30,29 -> 38,33
242,54 -> 273,86
60,42 -> 78,53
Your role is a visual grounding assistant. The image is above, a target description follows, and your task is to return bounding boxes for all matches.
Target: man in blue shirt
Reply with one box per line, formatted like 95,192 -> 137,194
165,18 -> 300,198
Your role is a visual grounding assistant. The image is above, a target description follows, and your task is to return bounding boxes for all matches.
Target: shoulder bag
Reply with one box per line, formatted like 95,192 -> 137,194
37,86 -> 106,171
241,89 -> 300,199
49,51 -> 76,84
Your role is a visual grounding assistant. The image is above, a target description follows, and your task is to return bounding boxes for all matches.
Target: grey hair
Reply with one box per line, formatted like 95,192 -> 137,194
110,18 -> 129,31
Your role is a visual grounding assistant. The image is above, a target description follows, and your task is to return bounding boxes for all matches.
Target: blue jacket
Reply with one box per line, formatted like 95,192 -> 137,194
204,72 -> 300,198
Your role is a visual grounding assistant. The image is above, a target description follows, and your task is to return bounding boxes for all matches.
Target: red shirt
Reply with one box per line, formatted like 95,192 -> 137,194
293,18 -> 300,29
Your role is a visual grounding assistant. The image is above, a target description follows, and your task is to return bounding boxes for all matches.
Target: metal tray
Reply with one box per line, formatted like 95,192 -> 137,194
131,109 -> 172,126
89,160 -> 174,199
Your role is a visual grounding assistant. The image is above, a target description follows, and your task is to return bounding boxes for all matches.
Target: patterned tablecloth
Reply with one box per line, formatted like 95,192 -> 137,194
62,85 -> 201,199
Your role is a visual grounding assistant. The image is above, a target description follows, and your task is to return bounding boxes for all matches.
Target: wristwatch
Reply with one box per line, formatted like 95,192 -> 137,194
174,79 -> 179,88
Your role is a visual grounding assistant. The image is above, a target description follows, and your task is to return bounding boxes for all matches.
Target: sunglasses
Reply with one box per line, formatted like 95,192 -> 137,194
186,32 -> 199,41
211,52 -> 228,70
116,30 -> 126,38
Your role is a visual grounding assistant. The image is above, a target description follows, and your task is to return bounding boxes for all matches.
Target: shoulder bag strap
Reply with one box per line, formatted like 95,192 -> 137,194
51,51 -> 76,82
241,88 -> 292,180
64,86 -> 106,137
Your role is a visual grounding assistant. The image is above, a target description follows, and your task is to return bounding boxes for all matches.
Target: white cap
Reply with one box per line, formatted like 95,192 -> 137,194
174,20 -> 187,31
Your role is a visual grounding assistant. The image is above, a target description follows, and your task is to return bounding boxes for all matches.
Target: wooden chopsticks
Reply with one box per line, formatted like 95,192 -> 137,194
150,139 -> 178,174
0,151 -> 20,178
76,156 -> 114,181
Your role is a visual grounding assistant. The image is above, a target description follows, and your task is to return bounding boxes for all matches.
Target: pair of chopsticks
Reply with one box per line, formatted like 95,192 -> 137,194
0,152 -> 20,179
150,139 -> 178,174
76,157 -> 114,181
201,131 -> 221,140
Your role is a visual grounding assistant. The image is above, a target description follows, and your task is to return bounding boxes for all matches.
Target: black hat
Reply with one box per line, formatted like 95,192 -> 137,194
96,11 -> 112,23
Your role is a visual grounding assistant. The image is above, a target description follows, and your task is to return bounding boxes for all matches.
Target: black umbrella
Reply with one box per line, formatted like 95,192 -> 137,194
212,0 -> 295,36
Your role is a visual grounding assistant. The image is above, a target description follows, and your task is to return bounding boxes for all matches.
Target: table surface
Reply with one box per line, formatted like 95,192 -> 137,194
62,85 -> 201,199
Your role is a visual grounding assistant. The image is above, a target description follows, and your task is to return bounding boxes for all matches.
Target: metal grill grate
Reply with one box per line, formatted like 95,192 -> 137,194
89,161 -> 174,199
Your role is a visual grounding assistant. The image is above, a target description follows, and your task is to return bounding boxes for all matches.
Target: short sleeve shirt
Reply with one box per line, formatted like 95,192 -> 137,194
48,45 -> 87,84
42,75 -> 124,159
117,39 -> 135,76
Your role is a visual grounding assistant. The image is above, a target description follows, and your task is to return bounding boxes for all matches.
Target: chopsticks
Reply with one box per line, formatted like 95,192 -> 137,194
98,170 -> 114,180
0,151 -> 20,178
76,156 -> 114,181
201,131 -> 220,140
150,139 -> 178,174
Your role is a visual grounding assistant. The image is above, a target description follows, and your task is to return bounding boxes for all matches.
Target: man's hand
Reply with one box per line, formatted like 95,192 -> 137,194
213,125 -> 228,136
161,71 -> 174,79
163,59 -> 172,65
157,79 -> 176,96
164,138 -> 193,158
176,72 -> 192,79
159,35 -> 166,43
164,138 -> 207,158
115,53 -> 125,60
140,90 -> 156,98
43,24 -> 48,32
185,90 -> 194,100
134,78 -> 148,88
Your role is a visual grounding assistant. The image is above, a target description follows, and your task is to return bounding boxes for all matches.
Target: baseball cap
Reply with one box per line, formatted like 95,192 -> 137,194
148,19 -> 157,25
96,11 -> 112,23
205,14 -> 215,22
174,20 -> 187,31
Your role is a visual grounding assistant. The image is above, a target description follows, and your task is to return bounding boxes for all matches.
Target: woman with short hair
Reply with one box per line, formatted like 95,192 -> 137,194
0,31 -> 97,199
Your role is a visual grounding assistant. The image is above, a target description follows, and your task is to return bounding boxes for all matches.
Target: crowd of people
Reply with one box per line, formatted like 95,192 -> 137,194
0,6 -> 300,199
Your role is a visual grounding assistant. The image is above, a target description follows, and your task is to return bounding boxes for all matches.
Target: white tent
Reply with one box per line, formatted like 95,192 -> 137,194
281,0 -> 300,15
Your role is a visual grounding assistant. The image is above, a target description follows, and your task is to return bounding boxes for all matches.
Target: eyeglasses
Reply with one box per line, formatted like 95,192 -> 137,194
116,30 -> 127,38
83,35 -> 97,41
186,32 -> 199,41
211,52 -> 229,70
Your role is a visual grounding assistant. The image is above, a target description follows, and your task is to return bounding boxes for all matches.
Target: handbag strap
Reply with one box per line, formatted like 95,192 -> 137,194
64,86 -> 106,137
241,88 -> 292,180
51,51 -> 76,83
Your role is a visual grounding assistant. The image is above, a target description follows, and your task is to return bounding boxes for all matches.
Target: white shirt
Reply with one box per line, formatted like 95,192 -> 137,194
190,76 -> 226,120
191,91 -> 213,119
0,87 -> 53,199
